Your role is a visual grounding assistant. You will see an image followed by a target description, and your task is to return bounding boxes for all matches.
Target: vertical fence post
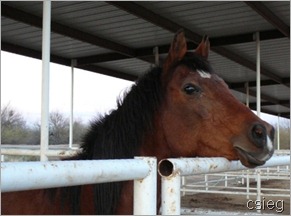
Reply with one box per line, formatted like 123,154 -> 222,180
134,157 -> 157,215
245,82 -> 249,107
40,0 -> 51,161
181,177 -> 186,196
246,169 -> 250,199
161,174 -> 181,215
255,31 -> 261,117
256,169 -> 261,213
205,174 -> 209,190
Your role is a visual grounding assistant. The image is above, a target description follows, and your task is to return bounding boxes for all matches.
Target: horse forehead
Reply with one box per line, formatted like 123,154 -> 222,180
197,69 -> 211,79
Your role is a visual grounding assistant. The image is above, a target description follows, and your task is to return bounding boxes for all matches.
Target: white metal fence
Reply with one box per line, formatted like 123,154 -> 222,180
1,155 -> 290,215
1,157 -> 157,215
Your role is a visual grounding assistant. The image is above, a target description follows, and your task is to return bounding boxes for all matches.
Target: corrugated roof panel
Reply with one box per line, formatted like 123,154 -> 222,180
209,51 -> 269,83
264,1 -> 290,25
263,105 -> 290,114
96,58 -> 152,77
1,17 -> 109,59
49,1 -> 172,48
51,33 -> 111,59
259,85 -> 290,100
231,89 -> 257,104
136,1 -> 275,37
225,38 -> 290,78
1,18 -> 42,51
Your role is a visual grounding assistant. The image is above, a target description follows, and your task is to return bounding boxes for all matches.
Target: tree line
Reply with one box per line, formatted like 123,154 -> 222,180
1,103 -> 290,149
1,104 -> 88,145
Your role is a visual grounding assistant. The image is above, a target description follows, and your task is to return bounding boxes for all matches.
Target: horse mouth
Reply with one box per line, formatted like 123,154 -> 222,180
234,147 -> 266,168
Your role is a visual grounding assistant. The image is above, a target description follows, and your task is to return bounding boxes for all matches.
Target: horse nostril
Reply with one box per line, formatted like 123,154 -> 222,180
251,124 -> 267,148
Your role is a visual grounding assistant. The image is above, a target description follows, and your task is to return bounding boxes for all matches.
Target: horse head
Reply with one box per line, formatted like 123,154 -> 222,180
160,30 -> 275,168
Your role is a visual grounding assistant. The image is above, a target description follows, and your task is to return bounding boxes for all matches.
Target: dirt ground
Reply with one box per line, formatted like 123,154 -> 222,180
181,179 -> 290,215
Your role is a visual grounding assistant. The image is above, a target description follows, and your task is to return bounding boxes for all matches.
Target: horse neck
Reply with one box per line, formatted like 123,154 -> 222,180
139,113 -> 172,161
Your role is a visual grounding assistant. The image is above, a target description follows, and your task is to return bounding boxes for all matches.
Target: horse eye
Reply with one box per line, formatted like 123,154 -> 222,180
183,84 -> 201,95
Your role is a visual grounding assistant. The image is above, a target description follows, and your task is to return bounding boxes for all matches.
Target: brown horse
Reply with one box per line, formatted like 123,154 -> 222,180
1,30 -> 275,215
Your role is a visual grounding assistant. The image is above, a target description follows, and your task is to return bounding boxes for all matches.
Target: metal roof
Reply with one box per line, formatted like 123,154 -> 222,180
1,1 -> 290,118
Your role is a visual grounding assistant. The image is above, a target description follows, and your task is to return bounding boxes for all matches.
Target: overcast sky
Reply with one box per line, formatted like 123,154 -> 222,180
1,51 -> 133,125
1,51 -> 283,127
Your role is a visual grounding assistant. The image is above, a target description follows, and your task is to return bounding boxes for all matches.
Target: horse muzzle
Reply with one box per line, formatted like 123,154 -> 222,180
233,123 -> 275,168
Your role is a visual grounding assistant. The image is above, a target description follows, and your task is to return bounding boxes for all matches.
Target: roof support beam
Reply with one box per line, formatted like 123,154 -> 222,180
109,1 -> 287,87
1,42 -> 137,81
245,1 -> 290,38
228,78 -> 290,89
210,30 -> 285,46
2,42 -> 71,66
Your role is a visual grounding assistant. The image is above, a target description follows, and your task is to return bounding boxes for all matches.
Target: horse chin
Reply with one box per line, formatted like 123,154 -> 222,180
234,147 -> 266,168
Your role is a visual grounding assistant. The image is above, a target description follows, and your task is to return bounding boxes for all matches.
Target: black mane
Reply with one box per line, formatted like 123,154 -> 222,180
61,54 -> 212,214
66,66 -> 164,214
78,66 -> 164,161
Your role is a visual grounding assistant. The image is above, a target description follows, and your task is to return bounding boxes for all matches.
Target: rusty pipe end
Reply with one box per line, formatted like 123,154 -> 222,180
158,159 -> 174,177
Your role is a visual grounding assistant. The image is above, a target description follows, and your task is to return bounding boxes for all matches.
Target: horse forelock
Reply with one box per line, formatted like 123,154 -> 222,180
164,52 -> 214,83
179,52 -> 214,74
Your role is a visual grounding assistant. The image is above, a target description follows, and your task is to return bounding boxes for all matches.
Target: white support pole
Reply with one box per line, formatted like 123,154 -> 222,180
277,114 -> 280,150
1,159 -> 150,193
161,174 -> 181,215
255,32 -> 261,117
69,60 -> 76,149
40,1 -> 51,161
134,157 -> 157,215
245,82 -> 249,107
256,169 -> 261,213
153,46 -> 159,66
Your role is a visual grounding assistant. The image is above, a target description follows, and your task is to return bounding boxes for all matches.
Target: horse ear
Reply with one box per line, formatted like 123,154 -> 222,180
195,35 -> 210,59
163,29 -> 187,74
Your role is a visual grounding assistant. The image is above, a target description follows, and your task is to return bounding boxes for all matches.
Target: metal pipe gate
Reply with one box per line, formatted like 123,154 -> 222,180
158,155 -> 290,215
1,157 -> 157,215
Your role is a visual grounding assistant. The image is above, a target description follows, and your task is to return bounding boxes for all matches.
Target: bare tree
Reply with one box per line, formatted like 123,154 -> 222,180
49,111 -> 69,144
1,103 -> 26,129
1,104 -> 88,145
1,103 -> 28,144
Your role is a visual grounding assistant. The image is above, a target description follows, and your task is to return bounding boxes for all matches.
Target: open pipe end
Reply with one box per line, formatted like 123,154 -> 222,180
158,159 -> 174,177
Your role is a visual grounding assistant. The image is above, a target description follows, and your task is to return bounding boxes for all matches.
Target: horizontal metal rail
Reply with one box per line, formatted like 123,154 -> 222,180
1,157 -> 157,215
1,148 -> 78,157
1,158 -> 152,192
159,156 -> 290,177
158,156 -> 290,215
